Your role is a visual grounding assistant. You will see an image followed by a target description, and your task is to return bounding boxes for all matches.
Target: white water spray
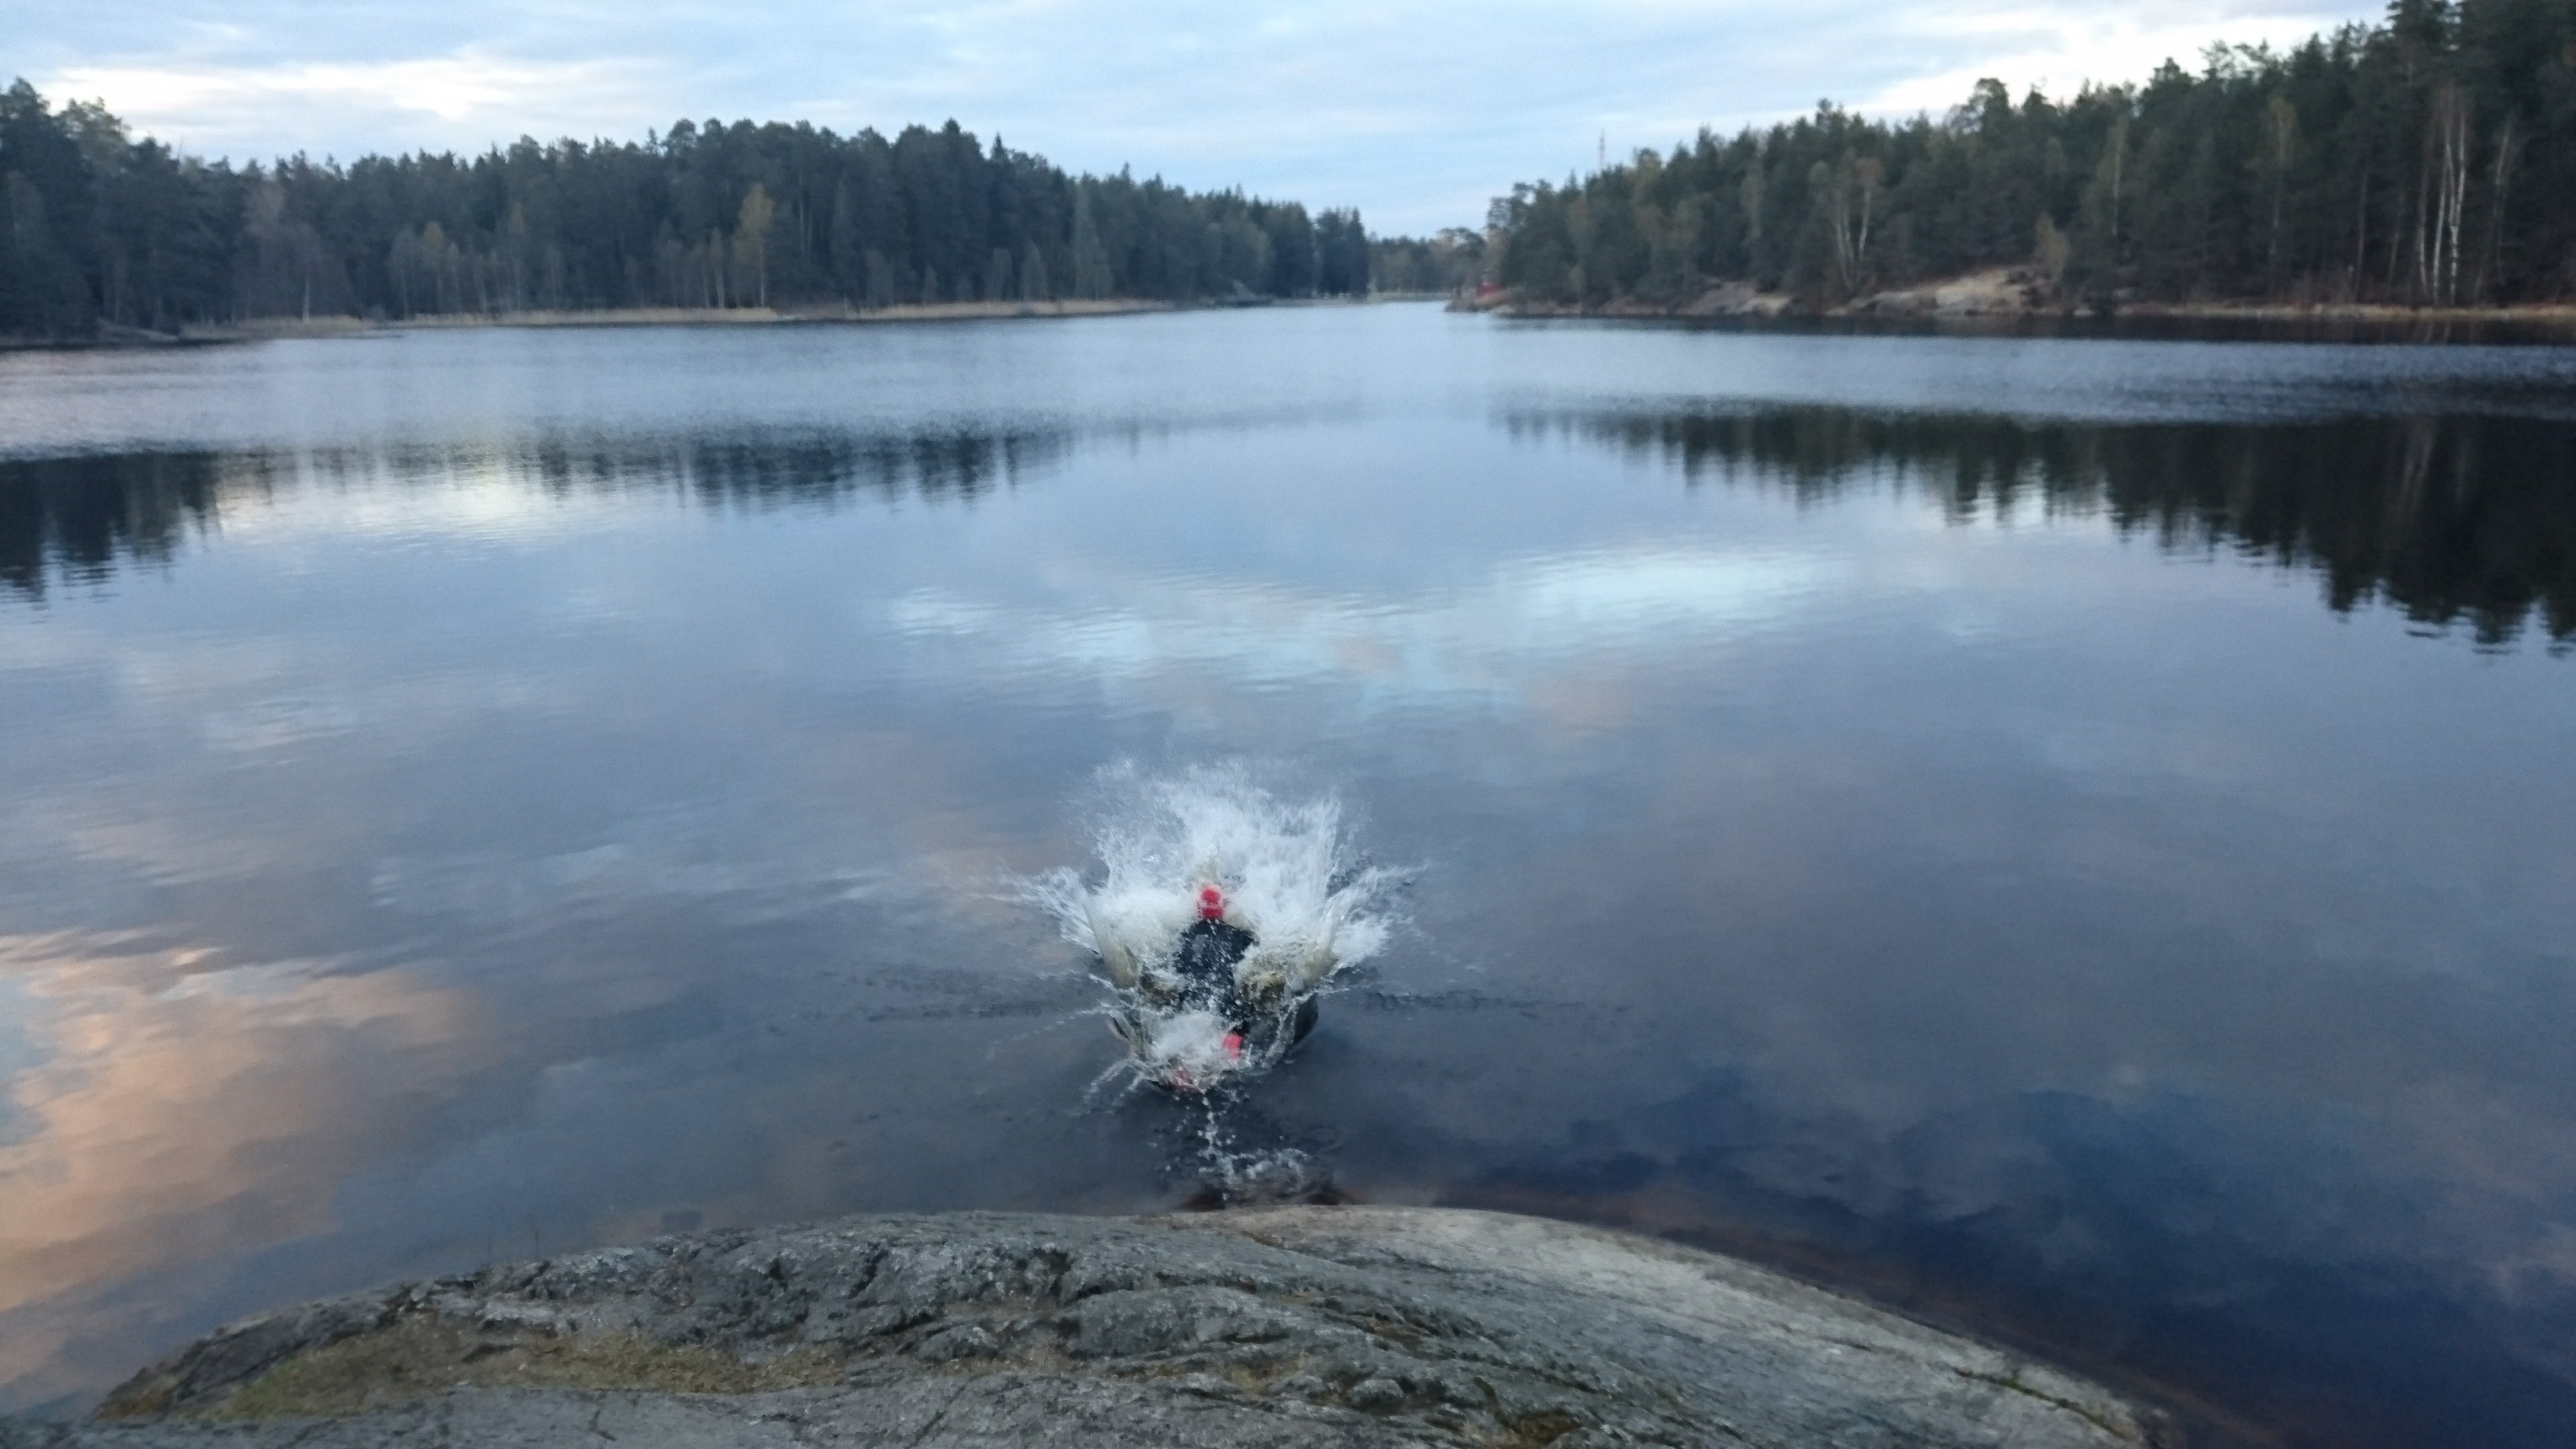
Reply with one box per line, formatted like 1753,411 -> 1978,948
1024,762 -> 1400,1097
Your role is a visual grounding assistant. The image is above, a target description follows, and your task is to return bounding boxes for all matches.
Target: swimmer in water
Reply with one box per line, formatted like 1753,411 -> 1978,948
1119,881 -> 1318,1087
1173,883 -> 1257,1057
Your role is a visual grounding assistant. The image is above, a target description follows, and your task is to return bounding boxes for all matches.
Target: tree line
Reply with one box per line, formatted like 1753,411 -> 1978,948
1490,0 -> 2576,310
0,83 -> 1371,338
1369,229 -> 1486,294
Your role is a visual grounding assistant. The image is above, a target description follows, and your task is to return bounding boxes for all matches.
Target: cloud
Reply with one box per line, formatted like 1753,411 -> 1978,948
45,53 -> 674,160
1846,3 -> 2364,117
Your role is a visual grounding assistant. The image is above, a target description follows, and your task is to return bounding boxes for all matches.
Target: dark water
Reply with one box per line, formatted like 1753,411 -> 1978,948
3,308 -> 2573,1446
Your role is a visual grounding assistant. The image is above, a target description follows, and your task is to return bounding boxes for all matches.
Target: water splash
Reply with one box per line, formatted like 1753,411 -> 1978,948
1171,1094 -> 1344,1208
1023,761 -> 1401,1097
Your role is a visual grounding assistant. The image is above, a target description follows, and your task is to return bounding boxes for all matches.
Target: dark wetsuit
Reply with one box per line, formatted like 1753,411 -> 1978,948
1172,917 -> 1257,1024
1167,917 -> 1318,1049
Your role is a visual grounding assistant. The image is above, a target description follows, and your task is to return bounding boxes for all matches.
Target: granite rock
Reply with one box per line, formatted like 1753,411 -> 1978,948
3,1206 -> 2164,1448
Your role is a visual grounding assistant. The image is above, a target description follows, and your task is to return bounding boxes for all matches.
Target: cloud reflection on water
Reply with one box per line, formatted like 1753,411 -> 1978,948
0,934 -> 489,1403
889,545 -> 1835,707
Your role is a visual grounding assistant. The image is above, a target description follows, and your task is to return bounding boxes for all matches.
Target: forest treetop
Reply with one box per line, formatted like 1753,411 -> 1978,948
1489,0 -> 2576,311
14,1 -> 2574,337
0,86 -> 1371,337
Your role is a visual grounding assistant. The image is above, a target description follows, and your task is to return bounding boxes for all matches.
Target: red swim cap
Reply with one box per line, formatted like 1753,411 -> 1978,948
1198,884 -> 1224,920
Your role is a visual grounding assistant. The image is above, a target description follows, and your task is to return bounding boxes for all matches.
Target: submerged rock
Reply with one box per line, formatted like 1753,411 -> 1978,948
6,1207 -> 2161,1448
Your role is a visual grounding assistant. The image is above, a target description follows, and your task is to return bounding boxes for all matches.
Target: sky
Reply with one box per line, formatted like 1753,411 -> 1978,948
17,1 -> 2390,235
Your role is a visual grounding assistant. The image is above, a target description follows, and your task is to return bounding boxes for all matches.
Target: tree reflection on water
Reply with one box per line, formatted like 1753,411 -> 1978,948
0,424 -> 1075,603
1509,405 -> 2576,649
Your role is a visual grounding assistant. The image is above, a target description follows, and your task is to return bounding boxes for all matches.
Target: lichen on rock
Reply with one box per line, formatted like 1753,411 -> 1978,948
5,1207 -> 2165,1448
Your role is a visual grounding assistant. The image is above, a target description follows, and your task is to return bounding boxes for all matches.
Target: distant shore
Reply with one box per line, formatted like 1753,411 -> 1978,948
0,297 -> 1462,352
2,299 -> 1191,352
381,298 -> 1179,333
1459,269 -> 2576,338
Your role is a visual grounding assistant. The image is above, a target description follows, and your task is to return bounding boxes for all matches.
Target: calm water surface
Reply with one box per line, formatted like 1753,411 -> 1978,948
3,307 -> 2575,1446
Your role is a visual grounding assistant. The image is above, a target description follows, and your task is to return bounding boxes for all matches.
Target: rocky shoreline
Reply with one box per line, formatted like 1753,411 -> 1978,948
1,1206 -> 2165,1448
1459,270 -> 2576,335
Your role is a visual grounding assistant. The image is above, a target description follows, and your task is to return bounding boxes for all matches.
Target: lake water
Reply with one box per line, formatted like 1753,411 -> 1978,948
3,306 -> 2573,1446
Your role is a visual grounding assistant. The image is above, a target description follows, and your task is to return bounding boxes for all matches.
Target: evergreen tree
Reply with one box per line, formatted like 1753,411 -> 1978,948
1069,187 -> 1112,300
0,87 -> 1371,337
1488,1 -> 2576,311
1018,239 -> 1050,302
733,182 -> 775,307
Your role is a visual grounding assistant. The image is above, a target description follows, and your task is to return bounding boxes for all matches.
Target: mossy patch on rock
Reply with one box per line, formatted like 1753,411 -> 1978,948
205,1318 -> 843,1421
